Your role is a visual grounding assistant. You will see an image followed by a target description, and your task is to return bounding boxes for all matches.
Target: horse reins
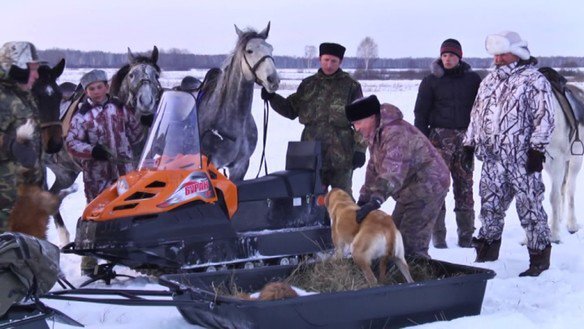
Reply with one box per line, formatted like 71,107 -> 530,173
40,121 -> 62,129
242,46 -> 275,177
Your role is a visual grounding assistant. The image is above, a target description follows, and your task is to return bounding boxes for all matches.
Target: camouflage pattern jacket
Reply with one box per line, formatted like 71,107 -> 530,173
66,96 -> 144,199
360,104 -> 450,204
463,61 -> 554,161
269,68 -> 365,172
0,79 -> 43,185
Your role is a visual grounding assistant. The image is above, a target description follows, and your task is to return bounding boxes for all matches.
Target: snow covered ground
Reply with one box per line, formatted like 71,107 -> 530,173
40,69 -> 584,328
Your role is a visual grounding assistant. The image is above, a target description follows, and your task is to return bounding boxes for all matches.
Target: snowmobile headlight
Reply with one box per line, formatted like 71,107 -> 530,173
116,178 -> 129,196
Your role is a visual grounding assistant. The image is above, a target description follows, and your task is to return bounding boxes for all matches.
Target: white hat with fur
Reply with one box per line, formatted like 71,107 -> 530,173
485,31 -> 531,60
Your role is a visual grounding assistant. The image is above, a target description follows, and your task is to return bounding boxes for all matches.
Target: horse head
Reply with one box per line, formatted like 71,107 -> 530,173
111,46 -> 162,119
32,58 -> 65,154
235,22 -> 280,92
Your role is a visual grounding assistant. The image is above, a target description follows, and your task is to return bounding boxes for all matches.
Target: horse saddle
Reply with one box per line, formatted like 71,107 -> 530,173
539,67 -> 583,141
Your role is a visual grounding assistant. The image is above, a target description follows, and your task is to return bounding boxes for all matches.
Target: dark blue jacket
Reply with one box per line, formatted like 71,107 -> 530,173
414,60 -> 481,136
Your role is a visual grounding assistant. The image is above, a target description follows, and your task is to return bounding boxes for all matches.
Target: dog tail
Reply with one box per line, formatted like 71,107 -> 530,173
394,230 -> 406,260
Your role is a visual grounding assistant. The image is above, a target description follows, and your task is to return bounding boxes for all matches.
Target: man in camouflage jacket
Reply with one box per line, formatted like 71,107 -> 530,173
463,31 -> 554,277
0,41 -> 44,233
346,95 -> 450,259
262,43 -> 366,194
66,69 -> 144,202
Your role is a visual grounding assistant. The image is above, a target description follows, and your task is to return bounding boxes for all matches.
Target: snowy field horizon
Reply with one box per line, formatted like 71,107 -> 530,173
41,69 -> 584,328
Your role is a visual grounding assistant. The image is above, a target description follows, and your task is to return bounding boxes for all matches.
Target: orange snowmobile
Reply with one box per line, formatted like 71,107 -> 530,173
64,90 -> 332,273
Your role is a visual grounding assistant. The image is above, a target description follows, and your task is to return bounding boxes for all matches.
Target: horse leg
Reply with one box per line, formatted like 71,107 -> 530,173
566,156 -> 583,234
46,160 -> 81,246
546,157 -> 566,244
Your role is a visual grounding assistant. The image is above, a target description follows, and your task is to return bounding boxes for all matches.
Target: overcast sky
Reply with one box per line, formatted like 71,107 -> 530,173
5,0 -> 582,58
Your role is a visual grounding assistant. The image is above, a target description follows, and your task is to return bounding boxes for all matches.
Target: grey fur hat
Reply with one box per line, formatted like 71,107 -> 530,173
80,69 -> 108,90
0,41 -> 41,74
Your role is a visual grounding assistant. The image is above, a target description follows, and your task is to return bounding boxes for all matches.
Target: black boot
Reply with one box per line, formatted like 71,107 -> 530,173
472,237 -> 501,262
432,205 -> 447,248
456,210 -> 475,248
519,244 -> 551,277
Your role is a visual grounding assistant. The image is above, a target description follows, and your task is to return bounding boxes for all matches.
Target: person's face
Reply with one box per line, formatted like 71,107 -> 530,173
353,115 -> 377,141
441,53 -> 460,69
18,62 -> 40,91
494,53 -> 520,67
319,54 -> 341,75
85,81 -> 108,103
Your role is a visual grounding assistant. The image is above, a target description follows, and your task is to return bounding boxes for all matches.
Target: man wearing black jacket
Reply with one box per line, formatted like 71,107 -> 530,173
414,39 -> 481,248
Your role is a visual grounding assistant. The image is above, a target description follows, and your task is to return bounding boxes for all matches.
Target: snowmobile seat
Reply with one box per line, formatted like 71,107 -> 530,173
236,141 -> 323,202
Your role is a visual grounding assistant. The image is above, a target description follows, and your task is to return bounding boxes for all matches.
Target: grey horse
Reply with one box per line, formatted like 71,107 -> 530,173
197,22 -> 280,181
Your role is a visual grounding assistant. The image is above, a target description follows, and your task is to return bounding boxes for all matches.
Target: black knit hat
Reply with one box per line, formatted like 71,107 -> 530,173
319,42 -> 346,60
440,38 -> 463,58
345,95 -> 380,122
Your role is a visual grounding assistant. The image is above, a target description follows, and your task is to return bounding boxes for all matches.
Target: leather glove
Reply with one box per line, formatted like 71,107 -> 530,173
526,148 -> 545,173
91,144 -> 111,161
11,141 -> 37,168
352,151 -> 366,169
140,114 -> 154,127
260,87 -> 275,101
357,198 -> 368,207
356,197 -> 382,223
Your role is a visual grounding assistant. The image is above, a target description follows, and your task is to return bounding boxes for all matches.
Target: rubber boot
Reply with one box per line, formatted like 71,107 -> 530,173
432,205 -> 447,248
455,210 -> 475,248
519,244 -> 551,277
472,237 -> 501,262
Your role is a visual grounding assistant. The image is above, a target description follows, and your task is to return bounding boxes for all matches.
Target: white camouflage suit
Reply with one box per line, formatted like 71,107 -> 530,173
463,61 -> 554,251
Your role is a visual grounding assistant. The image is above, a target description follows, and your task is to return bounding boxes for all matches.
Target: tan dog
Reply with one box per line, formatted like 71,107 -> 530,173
325,188 -> 414,285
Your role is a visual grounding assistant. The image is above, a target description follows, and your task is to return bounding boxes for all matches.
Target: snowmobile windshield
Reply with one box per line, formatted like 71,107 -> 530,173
138,90 -> 202,171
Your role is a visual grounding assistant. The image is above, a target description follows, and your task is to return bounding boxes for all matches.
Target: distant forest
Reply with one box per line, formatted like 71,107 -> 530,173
39,48 -> 584,80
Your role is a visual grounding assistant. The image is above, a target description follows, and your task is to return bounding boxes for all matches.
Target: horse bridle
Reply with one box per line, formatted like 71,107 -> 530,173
127,64 -> 162,108
242,48 -> 274,87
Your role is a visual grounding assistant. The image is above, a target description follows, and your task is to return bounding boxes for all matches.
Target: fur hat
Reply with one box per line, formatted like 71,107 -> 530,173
180,76 -> 202,91
0,41 -> 41,73
345,95 -> 380,122
80,69 -> 108,90
319,42 -> 346,60
485,31 -> 531,60
440,38 -> 463,58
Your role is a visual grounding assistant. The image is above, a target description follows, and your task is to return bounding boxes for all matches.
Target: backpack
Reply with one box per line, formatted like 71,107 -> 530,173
0,232 -> 60,317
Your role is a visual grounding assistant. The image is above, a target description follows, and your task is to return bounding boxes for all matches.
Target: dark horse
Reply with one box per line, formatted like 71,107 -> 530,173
33,59 -> 66,155
7,59 -> 66,239
198,22 -> 280,181
46,48 -> 161,244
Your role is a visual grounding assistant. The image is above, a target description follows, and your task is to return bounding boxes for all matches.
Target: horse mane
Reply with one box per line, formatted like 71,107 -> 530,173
109,54 -> 161,96
214,28 -> 266,109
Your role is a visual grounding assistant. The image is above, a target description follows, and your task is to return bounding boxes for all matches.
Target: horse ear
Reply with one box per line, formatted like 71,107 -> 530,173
259,22 -> 271,39
234,24 -> 244,38
151,46 -> 159,64
52,58 -> 66,78
127,47 -> 136,63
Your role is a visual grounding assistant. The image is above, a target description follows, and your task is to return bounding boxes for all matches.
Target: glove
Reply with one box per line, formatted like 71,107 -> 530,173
526,148 -> 545,173
461,146 -> 475,171
352,151 -> 366,169
356,197 -> 382,223
140,114 -> 154,127
260,87 -> 275,101
11,141 -> 37,168
91,144 -> 111,160
357,198 -> 368,207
